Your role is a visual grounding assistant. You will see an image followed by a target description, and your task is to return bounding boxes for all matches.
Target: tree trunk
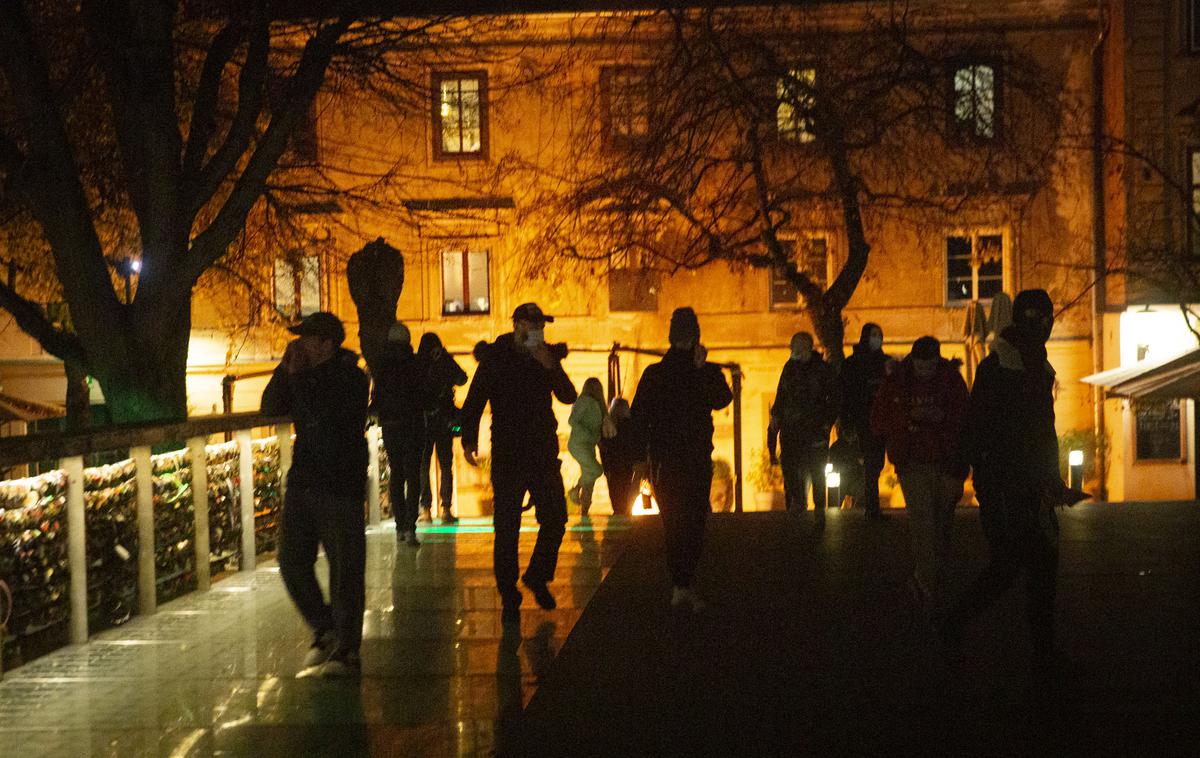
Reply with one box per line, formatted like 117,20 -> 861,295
347,238 -> 405,377
89,307 -> 191,424
64,362 -> 92,431
810,301 -> 847,369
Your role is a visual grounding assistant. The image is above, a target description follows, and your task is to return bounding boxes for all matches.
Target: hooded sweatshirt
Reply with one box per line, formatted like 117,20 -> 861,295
460,333 -> 577,466
840,327 -> 890,434
870,357 -> 969,476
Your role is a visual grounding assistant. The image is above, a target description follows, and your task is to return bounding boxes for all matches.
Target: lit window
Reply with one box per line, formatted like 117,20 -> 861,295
601,67 -> 651,146
953,63 -> 998,140
442,249 -> 490,315
274,256 -> 321,319
1189,148 -> 1200,256
946,232 -> 1004,304
777,68 -> 817,143
770,237 -> 828,310
433,72 -> 487,158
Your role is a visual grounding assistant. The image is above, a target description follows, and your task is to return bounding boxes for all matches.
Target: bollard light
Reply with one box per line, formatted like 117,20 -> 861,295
631,479 -> 659,516
1068,449 -> 1084,490
825,462 -> 834,474
826,470 -> 840,510
826,471 -> 841,489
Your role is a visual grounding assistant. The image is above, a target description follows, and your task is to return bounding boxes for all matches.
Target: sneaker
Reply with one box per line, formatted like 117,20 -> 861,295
441,512 -> 459,525
319,653 -> 362,678
522,576 -> 557,610
406,529 -> 421,548
302,630 -> 337,669
396,529 -> 408,544
670,586 -> 705,613
417,508 -> 433,523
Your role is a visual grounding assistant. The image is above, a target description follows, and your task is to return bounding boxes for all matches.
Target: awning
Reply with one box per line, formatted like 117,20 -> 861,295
1081,348 -> 1200,399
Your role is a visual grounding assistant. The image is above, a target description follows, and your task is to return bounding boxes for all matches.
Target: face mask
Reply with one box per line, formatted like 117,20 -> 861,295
868,335 -> 883,351
524,327 -> 545,349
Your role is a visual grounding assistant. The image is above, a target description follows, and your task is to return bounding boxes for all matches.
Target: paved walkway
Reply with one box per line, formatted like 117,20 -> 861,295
515,504 -> 1200,757
0,516 -> 631,757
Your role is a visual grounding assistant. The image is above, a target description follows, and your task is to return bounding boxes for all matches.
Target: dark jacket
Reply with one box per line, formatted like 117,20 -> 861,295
769,354 -> 839,449
964,327 -> 1059,496
599,415 -> 639,472
630,348 -> 733,465
370,343 -> 426,433
417,343 -> 468,419
260,348 -> 369,501
460,333 -> 577,466
870,357 -> 969,476
840,343 -> 890,434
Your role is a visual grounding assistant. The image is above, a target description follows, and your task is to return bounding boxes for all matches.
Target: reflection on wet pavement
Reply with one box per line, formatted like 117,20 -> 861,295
0,515 -> 631,757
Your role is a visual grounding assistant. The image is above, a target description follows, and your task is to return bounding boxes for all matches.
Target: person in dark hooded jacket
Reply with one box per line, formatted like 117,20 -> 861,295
416,332 -> 467,524
460,302 -> 577,623
840,322 -> 892,518
940,289 -> 1082,670
768,332 -> 840,519
261,311 -> 369,677
631,307 -> 733,613
371,322 -> 427,547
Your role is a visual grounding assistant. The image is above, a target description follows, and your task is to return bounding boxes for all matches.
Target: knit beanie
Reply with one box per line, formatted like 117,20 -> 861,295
668,307 -> 701,345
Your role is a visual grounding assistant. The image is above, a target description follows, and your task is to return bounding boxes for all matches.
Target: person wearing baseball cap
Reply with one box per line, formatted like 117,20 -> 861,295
261,311 -> 369,677
460,301 -> 577,624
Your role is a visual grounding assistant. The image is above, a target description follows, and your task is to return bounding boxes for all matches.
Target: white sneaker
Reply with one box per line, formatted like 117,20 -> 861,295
301,630 -> 337,668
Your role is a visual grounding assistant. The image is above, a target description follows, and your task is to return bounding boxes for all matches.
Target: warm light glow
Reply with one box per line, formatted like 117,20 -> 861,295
1069,449 -> 1084,467
824,462 -> 833,474
826,471 -> 841,489
631,479 -> 659,516
1119,306 -> 1199,366
129,259 -> 142,273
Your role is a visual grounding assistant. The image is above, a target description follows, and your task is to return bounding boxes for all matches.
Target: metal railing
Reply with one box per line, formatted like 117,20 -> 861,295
0,412 -> 393,677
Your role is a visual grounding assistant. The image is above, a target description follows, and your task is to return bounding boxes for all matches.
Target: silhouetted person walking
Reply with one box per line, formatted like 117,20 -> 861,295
568,377 -> 608,517
768,332 -> 839,521
261,312 -> 368,677
871,337 -> 969,610
631,307 -> 733,612
416,333 -> 467,524
372,322 -> 427,547
941,289 -> 1080,670
461,303 -> 577,624
600,398 -> 637,516
841,323 -> 891,518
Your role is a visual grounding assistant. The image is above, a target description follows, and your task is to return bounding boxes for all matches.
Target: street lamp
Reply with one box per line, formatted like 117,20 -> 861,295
107,256 -> 141,303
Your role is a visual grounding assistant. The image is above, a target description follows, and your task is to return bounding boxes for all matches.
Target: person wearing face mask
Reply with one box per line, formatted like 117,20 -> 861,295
460,302 -> 577,624
261,312 -> 369,677
870,337 -> 969,611
415,332 -> 468,525
840,323 -> 892,519
768,332 -> 840,522
630,307 -> 733,612
939,289 -> 1084,672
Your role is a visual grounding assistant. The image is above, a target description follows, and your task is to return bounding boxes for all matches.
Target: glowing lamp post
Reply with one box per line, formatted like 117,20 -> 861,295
1068,449 -> 1084,490
631,479 -> 659,516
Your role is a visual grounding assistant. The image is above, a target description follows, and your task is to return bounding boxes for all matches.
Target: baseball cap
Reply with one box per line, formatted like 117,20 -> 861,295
512,302 -> 554,324
287,311 -> 345,345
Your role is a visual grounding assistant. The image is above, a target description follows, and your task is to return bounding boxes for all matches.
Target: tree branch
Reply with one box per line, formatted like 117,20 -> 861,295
0,279 -> 87,367
181,21 -> 246,182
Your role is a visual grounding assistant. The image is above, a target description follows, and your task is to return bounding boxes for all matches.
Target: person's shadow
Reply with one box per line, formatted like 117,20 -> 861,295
495,620 -> 558,757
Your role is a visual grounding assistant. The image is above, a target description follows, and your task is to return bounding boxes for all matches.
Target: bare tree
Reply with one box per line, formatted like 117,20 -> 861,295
526,5 -> 1062,363
0,1 -> 532,423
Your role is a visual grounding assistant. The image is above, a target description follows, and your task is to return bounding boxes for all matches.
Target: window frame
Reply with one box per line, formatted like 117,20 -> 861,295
769,233 -> 831,311
948,59 -> 1003,143
775,66 -> 818,144
943,228 -> 1008,307
1188,146 -> 1200,257
440,247 -> 491,316
1190,0 -> 1200,53
600,65 -> 653,149
431,70 -> 489,161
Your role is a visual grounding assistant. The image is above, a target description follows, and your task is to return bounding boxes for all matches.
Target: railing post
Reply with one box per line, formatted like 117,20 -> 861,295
188,436 -> 211,592
63,456 -> 88,644
732,365 -> 744,514
236,430 -> 256,571
132,446 -> 157,616
366,425 -> 382,526
275,423 -> 292,504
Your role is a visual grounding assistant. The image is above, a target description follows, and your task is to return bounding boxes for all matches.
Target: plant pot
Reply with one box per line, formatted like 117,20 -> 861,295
710,477 -> 733,512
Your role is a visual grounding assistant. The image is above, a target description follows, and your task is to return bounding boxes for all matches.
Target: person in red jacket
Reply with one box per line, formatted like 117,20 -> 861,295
870,336 -> 969,610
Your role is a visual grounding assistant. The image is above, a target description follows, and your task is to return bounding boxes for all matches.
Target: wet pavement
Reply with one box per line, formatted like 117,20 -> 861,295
0,515 -> 631,758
